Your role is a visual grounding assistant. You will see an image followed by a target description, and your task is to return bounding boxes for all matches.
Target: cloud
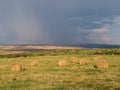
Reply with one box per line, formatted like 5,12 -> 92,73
100,36 -> 111,42
91,24 -> 110,33
0,24 -> 5,37
1,0 -> 120,45
92,21 -> 102,25
83,16 -> 120,44
86,33 -> 111,43
69,15 -> 120,44
9,0 -> 51,44
0,31 -> 5,37
113,16 -> 120,25
69,17 -> 83,21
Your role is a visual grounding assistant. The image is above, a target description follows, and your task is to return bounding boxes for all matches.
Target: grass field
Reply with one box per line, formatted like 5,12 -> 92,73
0,46 -> 120,90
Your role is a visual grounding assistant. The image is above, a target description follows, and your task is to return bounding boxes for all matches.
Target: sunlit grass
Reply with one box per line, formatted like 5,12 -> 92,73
0,54 -> 120,90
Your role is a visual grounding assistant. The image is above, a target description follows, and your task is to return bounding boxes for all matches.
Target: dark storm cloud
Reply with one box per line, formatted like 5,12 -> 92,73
0,0 -> 120,44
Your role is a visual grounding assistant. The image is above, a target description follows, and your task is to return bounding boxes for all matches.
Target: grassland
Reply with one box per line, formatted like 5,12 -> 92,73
0,45 -> 120,90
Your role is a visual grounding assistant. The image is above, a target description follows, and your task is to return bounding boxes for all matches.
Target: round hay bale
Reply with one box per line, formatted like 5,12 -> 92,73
98,55 -> 102,58
30,61 -> 39,66
79,58 -> 88,65
58,60 -> 68,67
93,56 -> 99,60
93,55 -> 102,60
71,57 -> 78,63
11,63 -> 25,72
97,61 -> 109,69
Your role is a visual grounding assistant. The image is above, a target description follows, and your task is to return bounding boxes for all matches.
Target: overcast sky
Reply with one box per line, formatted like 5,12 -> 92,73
0,0 -> 120,45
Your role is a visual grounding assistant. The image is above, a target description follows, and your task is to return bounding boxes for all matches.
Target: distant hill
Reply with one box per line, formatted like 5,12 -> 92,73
0,44 -> 120,51
74,44 -> 120,48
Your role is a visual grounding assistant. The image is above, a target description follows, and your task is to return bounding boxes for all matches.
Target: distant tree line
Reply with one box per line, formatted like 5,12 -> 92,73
0,48 -> 120,58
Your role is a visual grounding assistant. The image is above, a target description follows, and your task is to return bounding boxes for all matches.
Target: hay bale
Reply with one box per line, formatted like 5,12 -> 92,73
11,63 -> 25,72
79,58 -> 88,65
93,55 -> 102,60
93,56 -> 99,60
71,57 -> 78,63
94,60 -> 109,69
58,60 -> 68,67
30,61 -> 39,66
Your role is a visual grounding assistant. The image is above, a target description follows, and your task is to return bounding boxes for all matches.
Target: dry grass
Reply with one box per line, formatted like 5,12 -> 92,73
30,61 -> 39,66
58,60 -> 68,67
0,55 -> 120,90
79,58 -> 88,65
10,63 -> 25,72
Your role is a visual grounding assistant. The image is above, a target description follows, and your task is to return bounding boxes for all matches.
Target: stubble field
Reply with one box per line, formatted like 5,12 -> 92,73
0,46 -> 120,90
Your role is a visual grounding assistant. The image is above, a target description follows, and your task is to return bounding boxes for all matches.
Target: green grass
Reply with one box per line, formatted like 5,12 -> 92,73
0,54 -> 120,90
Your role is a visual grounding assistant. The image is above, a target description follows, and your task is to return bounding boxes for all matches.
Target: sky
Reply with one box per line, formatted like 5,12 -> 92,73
0,0 -> 120,45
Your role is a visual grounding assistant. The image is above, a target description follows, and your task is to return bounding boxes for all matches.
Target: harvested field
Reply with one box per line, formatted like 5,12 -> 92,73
0,47 -> 120,90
